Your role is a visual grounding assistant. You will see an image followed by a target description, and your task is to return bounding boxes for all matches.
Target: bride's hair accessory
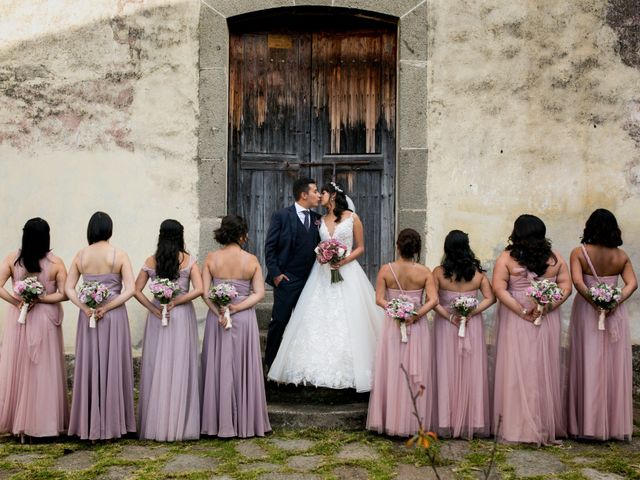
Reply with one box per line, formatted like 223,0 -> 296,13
330,181 -> 343,193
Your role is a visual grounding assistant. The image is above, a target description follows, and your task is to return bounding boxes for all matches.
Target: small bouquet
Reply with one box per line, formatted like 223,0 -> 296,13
78,281 -> 112,328
385,296 -> 417,343
315,239 -> 348,283
526,279 -> 563,326
589,283 -> 622,330
13,277 -> 44,324
450,296 -> 479,338
208,282 -> 238,330
149,278 -> 181,326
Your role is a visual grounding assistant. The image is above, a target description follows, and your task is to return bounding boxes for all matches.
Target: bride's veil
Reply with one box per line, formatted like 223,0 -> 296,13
346,195 -> 356,213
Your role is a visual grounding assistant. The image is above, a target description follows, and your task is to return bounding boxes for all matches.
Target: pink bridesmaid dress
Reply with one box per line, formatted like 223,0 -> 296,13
0,253 -> 68,437
492,267 -> 566,445
138,256 -> 201,441
567,245 -> 632,440
434,289 -> 490,439
366,264 -> 436,436
68,249 -> 136,440
200,276 -> 270,438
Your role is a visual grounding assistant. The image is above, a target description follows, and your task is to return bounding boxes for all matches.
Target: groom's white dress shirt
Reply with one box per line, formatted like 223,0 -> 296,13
294,202 -> 311,225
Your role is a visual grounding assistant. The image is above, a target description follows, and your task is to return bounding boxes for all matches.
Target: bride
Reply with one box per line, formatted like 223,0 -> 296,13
268,181 -> 384,392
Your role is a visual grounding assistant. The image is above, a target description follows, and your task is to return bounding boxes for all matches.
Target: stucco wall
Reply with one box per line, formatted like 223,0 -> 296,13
1,0 -> 640,350
423,0 -> 640,337
0,0 -> 204,350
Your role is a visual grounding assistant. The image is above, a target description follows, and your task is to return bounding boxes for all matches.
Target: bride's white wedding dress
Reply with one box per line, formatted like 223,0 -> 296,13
268,214 -> 384,392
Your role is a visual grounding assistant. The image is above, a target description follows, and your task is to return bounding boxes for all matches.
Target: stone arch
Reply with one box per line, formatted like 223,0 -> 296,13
197,0 -> 428,260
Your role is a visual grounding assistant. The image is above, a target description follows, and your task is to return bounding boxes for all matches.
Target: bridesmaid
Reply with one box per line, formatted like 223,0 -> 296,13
0,218 -> 68,441
367,229 -> 438,436
66,212 -> 137,441
567,209 -> 637,440
492,214 -> 571,445
135,219 -> 202,441
433,230 -> 495,439
200,215 -> 271,438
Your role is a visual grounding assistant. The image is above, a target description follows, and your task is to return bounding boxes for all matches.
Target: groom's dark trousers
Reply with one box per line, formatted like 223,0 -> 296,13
264,205 -> 319,368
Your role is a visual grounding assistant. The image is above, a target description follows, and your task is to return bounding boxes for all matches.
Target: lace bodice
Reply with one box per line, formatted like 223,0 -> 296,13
320,215 -> 354,253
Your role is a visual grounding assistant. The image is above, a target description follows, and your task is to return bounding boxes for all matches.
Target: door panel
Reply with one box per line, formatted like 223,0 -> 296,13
229,23 -> 396,283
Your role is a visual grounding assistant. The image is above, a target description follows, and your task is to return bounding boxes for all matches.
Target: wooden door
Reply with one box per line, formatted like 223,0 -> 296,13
228,20 -> 396,282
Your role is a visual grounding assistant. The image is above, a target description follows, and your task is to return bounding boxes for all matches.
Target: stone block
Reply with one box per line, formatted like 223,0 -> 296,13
397,148 -> 427,210
332,0 -> 422,18
399,61 -> 428,149
287,455 -> 323,471
269,438 -> 315,451
199,4 -> 229,70
199,216 -> 224,261
198,158 -> 228,218
293,0 -> 333,5
162,454 -> 218,473
332,466 -> 369,480
206,0 -> 295,18
399,0 -> 427,61
54,451 -> 95,472
505,450 -> 567,477
336,443 -> 379,460
198,68 -> 228,160
235,441 -> 269,459
397,209 -> 427,235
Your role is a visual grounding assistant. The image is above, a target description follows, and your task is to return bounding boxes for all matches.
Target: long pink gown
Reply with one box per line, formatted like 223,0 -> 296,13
366,265 -> 436,436
493,267 -> 566,445
434,289 -> 490,439
567,245 -> 632,440
68,251 -> 136,440
200,278 -> 270,438
0,253 -> 68,437
138,256 -> 201,441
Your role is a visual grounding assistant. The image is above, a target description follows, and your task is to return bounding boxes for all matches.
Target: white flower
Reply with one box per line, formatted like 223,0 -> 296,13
338,248 -> 345,257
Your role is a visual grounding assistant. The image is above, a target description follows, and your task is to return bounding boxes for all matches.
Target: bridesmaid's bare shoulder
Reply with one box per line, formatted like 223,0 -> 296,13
432,265 -> 444,278
143,255 -> 156,269
3,250 -> 19,265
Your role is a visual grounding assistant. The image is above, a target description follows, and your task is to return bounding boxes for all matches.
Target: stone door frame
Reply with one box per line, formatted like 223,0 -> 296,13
197,0 -> 428,260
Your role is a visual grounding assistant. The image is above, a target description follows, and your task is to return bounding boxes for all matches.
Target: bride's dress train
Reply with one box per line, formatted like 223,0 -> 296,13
267,215 -> 383,393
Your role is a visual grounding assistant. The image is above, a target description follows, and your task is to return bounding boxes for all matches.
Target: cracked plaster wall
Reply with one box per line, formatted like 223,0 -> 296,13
424,0 -> 640,340
0,0 -> 202,348
1,0 -> 640,348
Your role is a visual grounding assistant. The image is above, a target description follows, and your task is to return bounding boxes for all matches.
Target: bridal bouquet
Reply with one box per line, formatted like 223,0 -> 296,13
589,283 -> 622,331
78,281 -> 112,328
315,239 -> 348,283
208,282 -> 238,330
385,296 -> 417,343
450,296 -> 479,338
13,277 -> 44,324
526,279 -> 563,326
149,278 -> 181,326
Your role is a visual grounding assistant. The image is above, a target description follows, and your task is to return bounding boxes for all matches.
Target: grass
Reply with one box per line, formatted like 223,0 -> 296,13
0,429 -> 639,479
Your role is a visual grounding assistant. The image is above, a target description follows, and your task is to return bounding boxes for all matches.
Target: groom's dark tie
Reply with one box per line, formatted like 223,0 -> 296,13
302,210 -> 310,231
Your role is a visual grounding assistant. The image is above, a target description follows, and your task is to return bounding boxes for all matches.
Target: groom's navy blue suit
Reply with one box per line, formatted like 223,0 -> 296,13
264,204 -> 321,368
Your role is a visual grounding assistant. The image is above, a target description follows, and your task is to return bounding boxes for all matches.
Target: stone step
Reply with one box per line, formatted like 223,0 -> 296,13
266,382 -> 370,405
267,402 -> 368,430
256,302 -> 272,330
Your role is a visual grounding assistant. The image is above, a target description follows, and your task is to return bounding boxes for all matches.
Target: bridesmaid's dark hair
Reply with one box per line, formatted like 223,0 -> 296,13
441,230 -> 485,282
321,181 -> 351,223
15,218 -> 50,273
155,219 -> 186,280
87,211 -> 113,245
397,228 -> 421,262
506,214 -> 557,276
581,208 -> 623,248
214,215 -> 248,246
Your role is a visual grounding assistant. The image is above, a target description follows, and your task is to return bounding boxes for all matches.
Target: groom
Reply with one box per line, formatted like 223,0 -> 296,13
264,177 -> 322,369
